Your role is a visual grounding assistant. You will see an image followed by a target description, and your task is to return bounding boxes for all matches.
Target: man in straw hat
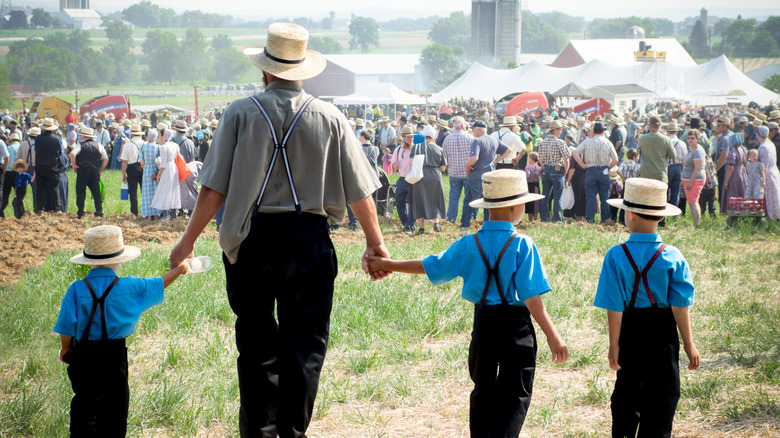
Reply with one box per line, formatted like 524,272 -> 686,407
54,225 -> 188,436
367,168 -> 568,437
71,126 -> 108,219
594,177 -> 701,437
169,22 -> 387,437
34,118 -> 64,214
713,116 -> 733,213
172,119 -> 197,163
537,119 -> 571,222
490,116 -> 524,170
122,124 -> 145,217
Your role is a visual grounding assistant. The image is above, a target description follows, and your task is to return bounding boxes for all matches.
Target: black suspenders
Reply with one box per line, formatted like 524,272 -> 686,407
80,277 -> 120,344
621,243 -> 667,309
473,232 -> 519,306
248,95 -> 316,215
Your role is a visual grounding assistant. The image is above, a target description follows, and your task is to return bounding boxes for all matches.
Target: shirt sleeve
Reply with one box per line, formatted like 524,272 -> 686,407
423,238 -> 464,286
593,248 -> 625,311
496,140 -> 509,155
126,277 -> 165,311
512,237 -> 551,302
53,284 -> 79,337
667,250 -> 695,307
470,139 -> 480,158
199,104 -> 238,195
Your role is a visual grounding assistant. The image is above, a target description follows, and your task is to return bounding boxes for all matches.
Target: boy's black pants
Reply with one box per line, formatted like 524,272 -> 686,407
612,307 -> 680,438
12,185 -> 27,218
67,339 -> 129,437
698,187 -> 716,216
126,162 -> 143,216
224,212 -> 337,438
469,304 -> 537,438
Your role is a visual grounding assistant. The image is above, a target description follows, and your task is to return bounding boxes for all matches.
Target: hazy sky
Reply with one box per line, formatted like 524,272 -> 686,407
31,0 -> 775,21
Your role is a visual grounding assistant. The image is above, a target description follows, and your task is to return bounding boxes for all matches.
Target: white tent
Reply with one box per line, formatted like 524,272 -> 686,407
430,56 -> 779,105
333,83 -> 425,105
132,104 -> 188,114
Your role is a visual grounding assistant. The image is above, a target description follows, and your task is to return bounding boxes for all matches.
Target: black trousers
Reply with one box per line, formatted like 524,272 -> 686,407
698,187 -> 716,216
224,212 -> 337,438
468,304 -> 537,438
612,307 -> 680,438
76,167 -> 102,217
1,170 -> 14,217
67,339 -> 129,437
37,165 -> 61,212
13,185 -> 27,218
126,162 -> 143,216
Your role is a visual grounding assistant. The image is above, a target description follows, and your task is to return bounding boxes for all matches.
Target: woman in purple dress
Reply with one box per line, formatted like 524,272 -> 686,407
723,133 -> 747,210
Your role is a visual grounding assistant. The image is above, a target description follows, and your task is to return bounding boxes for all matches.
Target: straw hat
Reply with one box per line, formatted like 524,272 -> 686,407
665,121 -> 679,132
157,122 -> 168,131
209,120 -> 219,129
469,169 -> 545,209
173,119 -> 188,132
768,110 -> 780,121
751,118 -> 764,127
757,113 -> 767,122
27,127 -> 41,136
41,118 -> 59,131
12,158 -> 27,171
130,124 -> 144,136
500,116 -> 518,127
140,119 -> 152,128
8,132 -> 21,142
606,178 -> 681,217
400,125 -> 414,136
355,118 -> 365,127
243,22 -> 326,81
79,127 -> 96,139
437,118 -> 449,128
548,119 -> 563,130
70,226 -> 141,265
609,166 -> 619,180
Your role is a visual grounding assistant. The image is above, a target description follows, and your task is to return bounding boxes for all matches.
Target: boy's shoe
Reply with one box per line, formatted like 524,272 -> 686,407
433,223 -> 442,232
416,228 -> 425,235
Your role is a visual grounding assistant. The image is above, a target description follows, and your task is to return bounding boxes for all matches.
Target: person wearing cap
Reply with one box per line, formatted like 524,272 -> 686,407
573,122 -> 619,223
121,124 -> 145,217
442,116 -> 474,224
538,119 -> 571,222
53,225 -> 188,436
368,169 -> 568,437
33,118 -> 63,213
490,116 -> 523,170
462,120 -> 512,229
65,107 -> 78,126
756,125 -> 780,220
168,22 -> 386,437
71,127 -> 108,219
714,116 -> 734,213
665,121 -> 686,214
594,177 -> 700,437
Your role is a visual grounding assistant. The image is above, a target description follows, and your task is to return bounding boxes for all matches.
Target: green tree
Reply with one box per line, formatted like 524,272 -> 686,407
142,29 -> 181,84
308,36 -> 342,54
211,34 -> 232,52
689,20 -> 709,59
65,30 -> 90,55
763,74 -> 780,93
102,43 -> 137,85
419,44 -> 466,90
180,27 -> 208,82
588,17 -> 656,38
428,11 -> 470,50
758,16 -> 780,49
31,8 -> 53,28
751,29 -> 780,57
0,63 -> 11,109
8,43 -> 77,91
537,11 -> 583,34
349,16 -> 379,54
720,18 -> 757,57
652,18 -> 675,36
6,10 -> 28,29
105,19 -> 133,46
122,1 -> 179,28
181,10 -> 231,28
211,48 -> 249,83
713,18 -> 732,36
522,11 -> 567,53
74,48 -> 115,87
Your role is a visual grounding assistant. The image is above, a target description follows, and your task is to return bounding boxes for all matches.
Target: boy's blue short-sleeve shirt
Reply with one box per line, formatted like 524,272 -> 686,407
422,221 -> 551,306
53,268 -> 164,341
594,233 -> 694,312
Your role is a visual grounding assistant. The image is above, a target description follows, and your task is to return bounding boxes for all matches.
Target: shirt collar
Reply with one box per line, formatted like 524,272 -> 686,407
87,267 -> 119,278
265,80 -> 303,92
627,233 -> 663,243
478,221 -> 517,232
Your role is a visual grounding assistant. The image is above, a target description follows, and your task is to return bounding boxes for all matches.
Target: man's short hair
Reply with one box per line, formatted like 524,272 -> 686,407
359,130 -> 372,141
648,116 -> 662,127
626,148 -> 638,159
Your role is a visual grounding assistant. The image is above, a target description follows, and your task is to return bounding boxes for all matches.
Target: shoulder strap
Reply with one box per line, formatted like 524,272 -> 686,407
80,277 -> 120,343
620,243 -> 666,309
473,232 -> 518,306
249,95 -> 316,215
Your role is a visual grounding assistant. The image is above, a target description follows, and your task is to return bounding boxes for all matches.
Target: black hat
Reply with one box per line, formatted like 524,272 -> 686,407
95,121 -> 103,126
471,120 -> 487,128
400,115 -> 407,123
593,122 -> 606,134
690,117 -> 702,128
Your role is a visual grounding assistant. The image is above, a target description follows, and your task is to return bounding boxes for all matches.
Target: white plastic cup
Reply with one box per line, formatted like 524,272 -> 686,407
186,256 -> 213,273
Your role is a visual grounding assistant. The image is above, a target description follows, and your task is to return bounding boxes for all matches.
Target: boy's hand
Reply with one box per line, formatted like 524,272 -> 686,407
547,335 -> 569,364
59,345 -> 72,364
608,345 -> 621,371
684,344 -> 701,370
366,255 -> 391,274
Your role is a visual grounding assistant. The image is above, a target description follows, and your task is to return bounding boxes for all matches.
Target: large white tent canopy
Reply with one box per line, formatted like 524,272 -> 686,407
333,83 -> 425,105
430,56 -> 778,106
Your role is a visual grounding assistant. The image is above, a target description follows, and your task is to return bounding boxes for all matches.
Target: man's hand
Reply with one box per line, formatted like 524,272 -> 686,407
169,238 -> 195,269
363,243 -> 390,281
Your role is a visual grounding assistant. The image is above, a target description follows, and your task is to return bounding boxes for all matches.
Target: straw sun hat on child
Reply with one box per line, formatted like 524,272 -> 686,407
243,22 -> 326,81
70,225 -> 141,265
469,169 -> 545,209
606,178 -> 681,217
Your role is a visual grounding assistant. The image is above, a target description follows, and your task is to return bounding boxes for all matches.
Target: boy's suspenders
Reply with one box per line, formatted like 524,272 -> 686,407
620,243 -> 667,309
473,232 -> 519,306
79,277 -> 120,344
248,95 -> 316,216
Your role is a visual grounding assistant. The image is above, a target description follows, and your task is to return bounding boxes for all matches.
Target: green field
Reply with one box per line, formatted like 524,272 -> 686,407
0,170 -> 779,436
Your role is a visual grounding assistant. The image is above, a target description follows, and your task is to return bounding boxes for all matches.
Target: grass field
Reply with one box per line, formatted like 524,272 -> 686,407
0,171 -> 779,436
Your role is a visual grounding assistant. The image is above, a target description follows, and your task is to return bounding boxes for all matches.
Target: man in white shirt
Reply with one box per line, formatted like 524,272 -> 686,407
490,116 -> 524,170
121,124 -> 144,217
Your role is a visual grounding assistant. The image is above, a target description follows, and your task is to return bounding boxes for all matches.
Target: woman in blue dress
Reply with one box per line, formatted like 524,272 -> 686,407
139,129 -> 161,220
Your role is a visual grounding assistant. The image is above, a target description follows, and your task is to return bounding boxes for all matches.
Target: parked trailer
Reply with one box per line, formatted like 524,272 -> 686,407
29,95 -> 73,125
79,95 -> 132,120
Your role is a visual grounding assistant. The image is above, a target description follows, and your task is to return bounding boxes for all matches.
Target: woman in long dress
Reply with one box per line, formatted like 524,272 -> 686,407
150,128 -> 181,219
412,127 -> 447,234
722,134 -> 747,210
757,126 -> 780,220
139,129 -> 161,220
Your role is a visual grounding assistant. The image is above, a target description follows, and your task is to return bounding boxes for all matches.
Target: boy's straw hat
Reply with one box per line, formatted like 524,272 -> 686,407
12,159 -> 27,171
607,178 -> 681,217
469,169 -> 545,209
70,225 -> 141,265
609,166 -> 619,180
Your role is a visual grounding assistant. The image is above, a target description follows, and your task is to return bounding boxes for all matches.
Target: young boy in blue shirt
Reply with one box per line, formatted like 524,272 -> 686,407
596,177 -> 701,438
11,159 -> 33,218
54,225 -> 188,436
369,169 -> 569,437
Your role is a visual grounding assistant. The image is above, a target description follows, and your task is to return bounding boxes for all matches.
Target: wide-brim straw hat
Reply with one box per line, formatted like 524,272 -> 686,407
500,116 -> 518,127
27,127 -> 41,136
8,132 -> 21,142
606,178 -> 681,217
437,118 -> 449,128
548,119 -> 563,130
469,169 -> 545,209
12,158 -> 27,172
41,118 -> 59,131
209,120 -> 219,129
140,119 -> 152,128
173,119 -> 188,132
768,110 -> 780,121
751,118 -> 764,127
243,22 -> 326,81
79,127 -> 96,139
666,121 -> 679,132
130,124 -> 144,135
70,225 -> 141,265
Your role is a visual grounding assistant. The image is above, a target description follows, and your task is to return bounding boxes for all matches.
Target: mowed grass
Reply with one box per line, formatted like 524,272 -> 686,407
1,172 -> 779,436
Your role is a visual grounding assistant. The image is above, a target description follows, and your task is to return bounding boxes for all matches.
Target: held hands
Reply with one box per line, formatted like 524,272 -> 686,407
684,343 -> 701,370
169,238 -> 195,269
608,345 -> 621,371
362,243 -> 391,281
